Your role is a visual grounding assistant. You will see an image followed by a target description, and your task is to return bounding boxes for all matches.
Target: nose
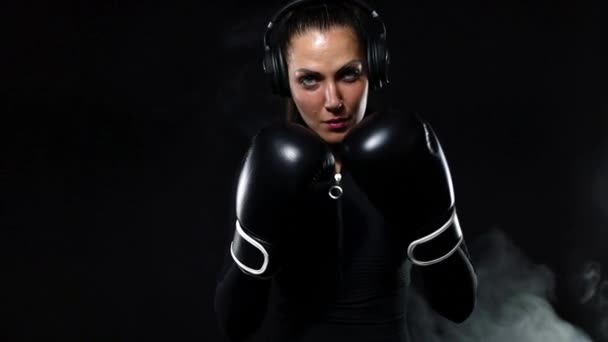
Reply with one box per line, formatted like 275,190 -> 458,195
324,82 -> 344,113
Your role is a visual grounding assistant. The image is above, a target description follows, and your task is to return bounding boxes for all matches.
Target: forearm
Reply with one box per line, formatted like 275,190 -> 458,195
415,241 -> 477,323
339,110 -> 478,321
214,261 -> 271,341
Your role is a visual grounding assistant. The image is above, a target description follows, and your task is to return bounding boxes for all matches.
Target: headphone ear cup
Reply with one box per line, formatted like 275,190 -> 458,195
367,37 -> 389,90
377,38 -> 389,88
264,46 -> 291,97
263,48 -> 279,95
275,47 -> 291,97
366,39 -> 378,91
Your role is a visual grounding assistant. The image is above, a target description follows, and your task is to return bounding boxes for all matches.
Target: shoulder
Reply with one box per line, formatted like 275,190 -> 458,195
363,109 -> 430,130
249,121 -> 324,153
359,109 -> 438,147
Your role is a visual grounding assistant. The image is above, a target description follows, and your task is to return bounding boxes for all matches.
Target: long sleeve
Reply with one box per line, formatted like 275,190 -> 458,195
214,242 -> 271,341
412,240 -> 477,323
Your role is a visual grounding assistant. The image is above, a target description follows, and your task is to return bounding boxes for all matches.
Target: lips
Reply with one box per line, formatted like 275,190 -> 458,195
324,116 -> 351,131
324,116 -> 350,124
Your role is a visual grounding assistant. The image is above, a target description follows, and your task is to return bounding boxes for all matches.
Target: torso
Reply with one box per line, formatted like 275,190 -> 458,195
250,169 -> 412,342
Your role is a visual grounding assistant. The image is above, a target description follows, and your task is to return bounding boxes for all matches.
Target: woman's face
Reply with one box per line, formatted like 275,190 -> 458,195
287,26 -> 369,144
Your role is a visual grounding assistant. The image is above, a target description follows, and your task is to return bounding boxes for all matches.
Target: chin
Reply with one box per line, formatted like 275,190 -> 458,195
321,131 -> 348,144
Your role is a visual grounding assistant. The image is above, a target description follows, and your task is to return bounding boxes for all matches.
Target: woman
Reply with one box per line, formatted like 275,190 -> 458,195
214,1 -> 477,341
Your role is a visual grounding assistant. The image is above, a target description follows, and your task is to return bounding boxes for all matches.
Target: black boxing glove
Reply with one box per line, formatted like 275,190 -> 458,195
230,122 -> 335,279
340,111 -> 463,267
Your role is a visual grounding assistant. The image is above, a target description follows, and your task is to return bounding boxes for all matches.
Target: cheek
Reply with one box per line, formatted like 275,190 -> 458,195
291,89 -> 324,120
343,82 -> 368,108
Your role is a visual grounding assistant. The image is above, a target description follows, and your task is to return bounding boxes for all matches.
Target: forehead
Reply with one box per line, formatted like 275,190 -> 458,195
287,26 -> 364,70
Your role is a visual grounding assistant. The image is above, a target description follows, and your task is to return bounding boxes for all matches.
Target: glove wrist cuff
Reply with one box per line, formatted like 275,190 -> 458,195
230,220 -> 279,279
407,209 -> 463,266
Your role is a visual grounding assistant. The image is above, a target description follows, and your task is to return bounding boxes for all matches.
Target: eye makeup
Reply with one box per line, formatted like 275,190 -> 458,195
294,60 -> 364,89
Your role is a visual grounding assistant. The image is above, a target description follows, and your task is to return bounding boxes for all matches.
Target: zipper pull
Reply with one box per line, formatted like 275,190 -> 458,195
328,172 -> 343,199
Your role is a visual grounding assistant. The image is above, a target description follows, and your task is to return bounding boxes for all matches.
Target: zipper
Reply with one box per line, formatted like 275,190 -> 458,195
328,173 -> 343,199
329,172 -> 344,287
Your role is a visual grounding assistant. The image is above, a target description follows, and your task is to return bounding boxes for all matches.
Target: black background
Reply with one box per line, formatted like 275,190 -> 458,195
3,0 -> 606,341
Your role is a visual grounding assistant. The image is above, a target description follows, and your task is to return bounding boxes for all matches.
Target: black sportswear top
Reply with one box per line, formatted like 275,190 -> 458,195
214,167 -> 474,342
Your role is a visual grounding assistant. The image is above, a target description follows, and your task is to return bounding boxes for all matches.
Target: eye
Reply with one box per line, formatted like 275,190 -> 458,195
341,68 -> 362,82
298,75 -> 319,89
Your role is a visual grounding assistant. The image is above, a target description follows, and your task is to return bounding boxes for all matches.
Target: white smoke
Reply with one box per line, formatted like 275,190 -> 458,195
407,228 -> 594,342
578,261 -> 602,304
584,275 -> 608,340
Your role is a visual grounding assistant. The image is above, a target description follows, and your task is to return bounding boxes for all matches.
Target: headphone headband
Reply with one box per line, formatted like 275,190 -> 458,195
263,0 -> 386,52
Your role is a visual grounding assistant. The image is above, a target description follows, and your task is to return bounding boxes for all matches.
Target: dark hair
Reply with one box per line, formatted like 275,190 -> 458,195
277,2 -> 375,124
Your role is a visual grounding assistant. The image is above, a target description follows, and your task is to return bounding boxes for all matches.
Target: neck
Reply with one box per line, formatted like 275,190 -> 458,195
328,143 -> 343,173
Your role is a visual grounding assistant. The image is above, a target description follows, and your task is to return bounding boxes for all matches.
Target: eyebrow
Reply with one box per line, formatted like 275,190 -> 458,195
295,59 -> 363,75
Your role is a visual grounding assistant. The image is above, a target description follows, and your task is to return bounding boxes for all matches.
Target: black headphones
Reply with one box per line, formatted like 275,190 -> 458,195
263,0 -> 389,97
